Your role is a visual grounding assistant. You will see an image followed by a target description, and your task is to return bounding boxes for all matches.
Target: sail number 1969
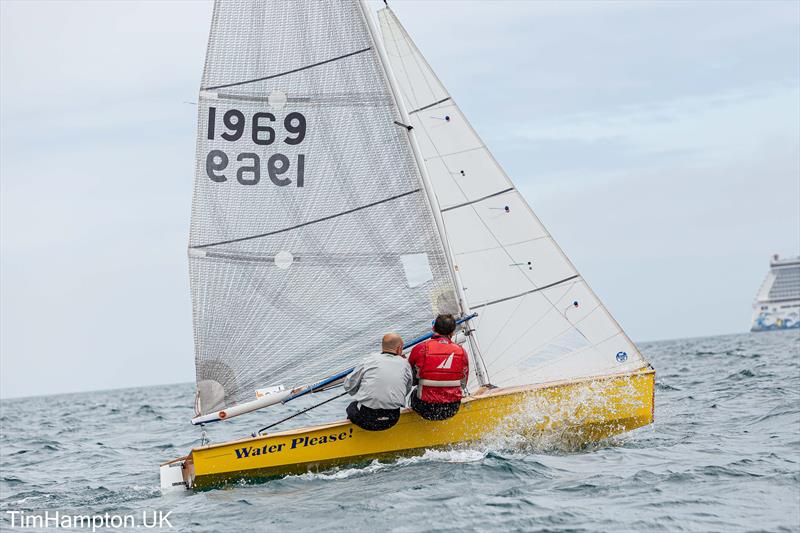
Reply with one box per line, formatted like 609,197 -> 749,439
205,107 -> 306,187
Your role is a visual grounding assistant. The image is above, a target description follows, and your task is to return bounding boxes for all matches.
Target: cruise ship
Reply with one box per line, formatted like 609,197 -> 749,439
751,255 -> 800,331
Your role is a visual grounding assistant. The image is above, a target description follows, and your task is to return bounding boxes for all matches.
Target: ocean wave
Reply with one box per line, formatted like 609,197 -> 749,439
1,331 -> 798,531
292,448 -> 490,481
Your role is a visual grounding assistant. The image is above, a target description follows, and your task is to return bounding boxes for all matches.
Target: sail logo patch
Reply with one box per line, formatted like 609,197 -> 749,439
436,353 -> 455,369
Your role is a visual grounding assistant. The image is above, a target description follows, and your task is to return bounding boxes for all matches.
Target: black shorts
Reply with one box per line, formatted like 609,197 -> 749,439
346,401 -> 400,431
411,394 -> 461,421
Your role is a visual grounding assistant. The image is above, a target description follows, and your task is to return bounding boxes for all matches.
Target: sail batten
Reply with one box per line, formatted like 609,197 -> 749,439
193,188 -> 423,249
202,47 -> 373,91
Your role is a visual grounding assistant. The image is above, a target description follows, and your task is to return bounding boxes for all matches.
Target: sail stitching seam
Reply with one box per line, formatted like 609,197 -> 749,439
455,235 -> 550,257
202,47 -> 372,91
422,146 -> 483,161
193,188 -> 421,248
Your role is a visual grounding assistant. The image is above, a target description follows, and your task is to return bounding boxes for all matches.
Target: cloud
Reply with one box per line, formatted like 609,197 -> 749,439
1,0 -> 798,398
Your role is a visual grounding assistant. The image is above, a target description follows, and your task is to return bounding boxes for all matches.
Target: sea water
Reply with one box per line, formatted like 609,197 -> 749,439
1,331 -> 798,532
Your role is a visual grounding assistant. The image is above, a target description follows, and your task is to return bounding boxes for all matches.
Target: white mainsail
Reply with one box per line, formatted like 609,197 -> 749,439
378,7 -> 648,389
189,0 -> 461,420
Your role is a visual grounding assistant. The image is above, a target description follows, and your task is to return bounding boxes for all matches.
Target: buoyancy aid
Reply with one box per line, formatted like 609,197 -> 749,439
409,335 -> 468,403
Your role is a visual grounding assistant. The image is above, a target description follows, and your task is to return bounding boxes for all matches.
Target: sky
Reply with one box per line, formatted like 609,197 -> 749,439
1,0 -> 798,400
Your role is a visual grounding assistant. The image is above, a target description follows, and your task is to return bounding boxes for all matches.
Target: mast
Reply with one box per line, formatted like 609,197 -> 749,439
357,0 -> 489,386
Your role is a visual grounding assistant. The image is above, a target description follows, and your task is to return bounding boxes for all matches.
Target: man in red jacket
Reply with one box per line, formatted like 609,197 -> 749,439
408,314 -> 469,421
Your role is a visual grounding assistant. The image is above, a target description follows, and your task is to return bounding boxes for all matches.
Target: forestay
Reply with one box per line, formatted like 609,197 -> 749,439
189,0 -> 459,417
378,7 -> 648,388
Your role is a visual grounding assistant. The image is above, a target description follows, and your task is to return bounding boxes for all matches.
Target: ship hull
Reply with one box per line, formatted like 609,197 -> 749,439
750,299 -> 800,332
750,256 -> 800,332
161,367 -> 655,490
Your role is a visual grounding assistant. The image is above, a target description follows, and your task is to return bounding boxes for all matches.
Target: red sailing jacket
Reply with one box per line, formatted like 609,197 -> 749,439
408,335 -> 469,403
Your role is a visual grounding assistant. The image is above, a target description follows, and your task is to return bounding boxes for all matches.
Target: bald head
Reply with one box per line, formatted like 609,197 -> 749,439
382,332 -> 403,355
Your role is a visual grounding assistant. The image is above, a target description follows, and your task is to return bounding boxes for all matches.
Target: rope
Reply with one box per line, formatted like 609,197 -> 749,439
254,391 -> 349,436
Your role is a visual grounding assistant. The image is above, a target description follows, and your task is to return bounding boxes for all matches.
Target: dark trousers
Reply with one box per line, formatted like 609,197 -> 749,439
346,401 -> 400,431
411,394 -> 461,421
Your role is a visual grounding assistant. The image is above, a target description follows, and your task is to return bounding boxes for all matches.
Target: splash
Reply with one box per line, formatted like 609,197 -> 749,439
293,448 -> 488,481
284,377 -> 649,481
481,376 -> 647,453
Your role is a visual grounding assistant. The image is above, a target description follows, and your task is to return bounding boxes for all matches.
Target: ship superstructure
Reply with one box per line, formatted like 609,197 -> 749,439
751,255 -> 800,331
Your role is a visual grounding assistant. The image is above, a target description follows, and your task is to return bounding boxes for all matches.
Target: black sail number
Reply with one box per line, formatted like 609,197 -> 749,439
220,109 -> 245,141
283,112 -> 306,145
207,107 -> 306,146
252,112 -> 275,145
206,107 -> 307,187
206,150 -> 228,183
267,154 -> 290,186
206,152 -> 305,187
237,153 -> 260,185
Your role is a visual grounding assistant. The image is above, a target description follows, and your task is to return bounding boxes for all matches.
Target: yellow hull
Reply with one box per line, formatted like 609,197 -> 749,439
164,367 -> 654,490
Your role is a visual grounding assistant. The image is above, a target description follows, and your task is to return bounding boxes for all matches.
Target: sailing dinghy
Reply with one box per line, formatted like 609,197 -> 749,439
160,0 -> 654,491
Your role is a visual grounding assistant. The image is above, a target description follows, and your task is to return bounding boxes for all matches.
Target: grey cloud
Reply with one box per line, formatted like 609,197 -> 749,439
1,0 -> 797,398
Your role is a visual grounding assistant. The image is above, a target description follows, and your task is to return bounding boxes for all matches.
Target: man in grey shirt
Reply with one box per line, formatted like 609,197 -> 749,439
344,332 -> 412,431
